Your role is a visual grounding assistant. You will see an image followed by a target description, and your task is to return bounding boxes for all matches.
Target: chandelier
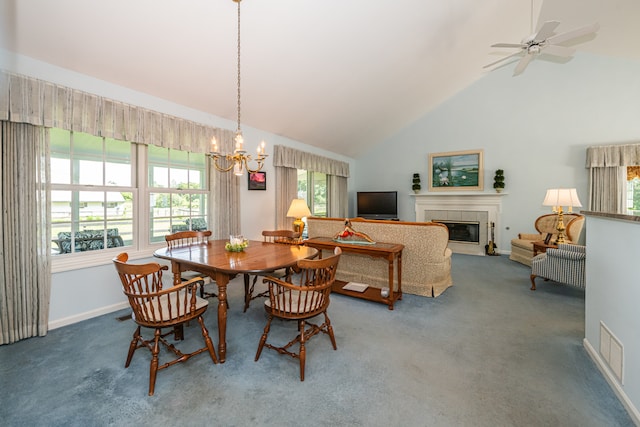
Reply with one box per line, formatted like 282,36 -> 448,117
209,0 -> 267,176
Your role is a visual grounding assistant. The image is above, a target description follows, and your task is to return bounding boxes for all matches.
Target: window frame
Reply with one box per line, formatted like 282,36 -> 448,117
51,131 -> 211,273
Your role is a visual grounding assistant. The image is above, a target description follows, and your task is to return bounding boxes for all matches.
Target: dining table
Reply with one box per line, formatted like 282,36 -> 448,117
153,239 -> 318,362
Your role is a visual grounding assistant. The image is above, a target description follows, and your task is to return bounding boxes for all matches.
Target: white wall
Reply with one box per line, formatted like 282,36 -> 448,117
1,50 -> 356,328
583,215 -> 640,423
352,52 -> 640,251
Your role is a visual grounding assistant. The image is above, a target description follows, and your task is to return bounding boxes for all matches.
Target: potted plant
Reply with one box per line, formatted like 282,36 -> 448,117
493,169 -> 505,193
412,173 -> 421,194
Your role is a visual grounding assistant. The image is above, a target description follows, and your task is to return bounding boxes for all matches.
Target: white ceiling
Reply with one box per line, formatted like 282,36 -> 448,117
1,0 -> 639,157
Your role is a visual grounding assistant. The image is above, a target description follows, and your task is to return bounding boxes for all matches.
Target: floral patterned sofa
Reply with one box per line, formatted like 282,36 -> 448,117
53,228 -> 124,254
306,217 -> 453,297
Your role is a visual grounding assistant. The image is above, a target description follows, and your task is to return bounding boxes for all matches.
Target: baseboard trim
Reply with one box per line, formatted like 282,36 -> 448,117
583,338 -> 640,426
48,301 -> 130,330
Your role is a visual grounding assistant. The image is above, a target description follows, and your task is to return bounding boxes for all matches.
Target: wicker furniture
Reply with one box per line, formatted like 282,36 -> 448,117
530,243 -> 586,290
307,217 -> 452,297
255,247 -> 341,381
243,230 -> 301,312
52,228 -> 124,254
112,253 -> 218,396
509,213 -> 585,267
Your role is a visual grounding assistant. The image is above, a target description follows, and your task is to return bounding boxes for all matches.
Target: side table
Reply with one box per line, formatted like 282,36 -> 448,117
532,240 -> 558,257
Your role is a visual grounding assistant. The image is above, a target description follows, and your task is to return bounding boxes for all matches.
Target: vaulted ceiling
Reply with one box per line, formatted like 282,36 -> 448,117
1,0 -> 639,157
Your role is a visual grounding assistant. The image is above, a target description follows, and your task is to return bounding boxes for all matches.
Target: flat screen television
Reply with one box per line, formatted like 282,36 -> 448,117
356,191 -> 398,220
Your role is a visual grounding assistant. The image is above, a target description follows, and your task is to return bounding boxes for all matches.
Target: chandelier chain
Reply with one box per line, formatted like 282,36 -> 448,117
236,0 -> 242,133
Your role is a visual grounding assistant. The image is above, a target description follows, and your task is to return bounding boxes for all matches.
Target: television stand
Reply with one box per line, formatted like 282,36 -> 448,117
304,237 -> 404,310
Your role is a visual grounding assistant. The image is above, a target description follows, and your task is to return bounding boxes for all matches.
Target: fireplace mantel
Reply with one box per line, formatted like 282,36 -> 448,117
413,192 -> 506,255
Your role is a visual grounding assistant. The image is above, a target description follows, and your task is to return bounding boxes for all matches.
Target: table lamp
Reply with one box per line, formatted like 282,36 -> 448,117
286,199 -> 311,236
542,188 -> 582,244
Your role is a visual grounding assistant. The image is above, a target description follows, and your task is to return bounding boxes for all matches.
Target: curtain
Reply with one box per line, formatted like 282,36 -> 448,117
210,130 -> 241,239
328,175 -> 348,218
0,70 -> 222,153
275,167 -> 298,229
273,145 -> 350,224
1,121 -> 51,345
586,143 -> 640,213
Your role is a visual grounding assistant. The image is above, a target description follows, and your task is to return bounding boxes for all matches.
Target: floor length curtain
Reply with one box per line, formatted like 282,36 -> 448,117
210,130 -> 240,238
0,121 -> 51,345
275,167 -> 298,229
328,175 -> 348,218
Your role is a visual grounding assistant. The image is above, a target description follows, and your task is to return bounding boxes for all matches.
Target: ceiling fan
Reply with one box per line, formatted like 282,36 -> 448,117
484,20 -> 600,76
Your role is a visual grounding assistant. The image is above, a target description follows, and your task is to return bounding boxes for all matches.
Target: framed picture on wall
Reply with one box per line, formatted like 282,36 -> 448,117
428,149 -> 484,191
248,171 -> 267,190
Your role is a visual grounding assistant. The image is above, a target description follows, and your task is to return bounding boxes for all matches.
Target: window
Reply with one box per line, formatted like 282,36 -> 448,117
50,128 -> 209,256
627,166 -> 640,215
147,145 -> 208,243
51,129 -> 134,255
297,169 -> 328,217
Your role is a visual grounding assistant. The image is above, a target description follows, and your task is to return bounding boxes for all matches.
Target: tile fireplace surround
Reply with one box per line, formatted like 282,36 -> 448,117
414,193 -> 505,256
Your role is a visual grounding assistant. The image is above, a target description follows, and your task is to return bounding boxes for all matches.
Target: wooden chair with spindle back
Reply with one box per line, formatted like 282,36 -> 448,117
165,230 -> 220,300
112,252 -> 218,395
242,229 -> 302,312
255,247 -> 341,381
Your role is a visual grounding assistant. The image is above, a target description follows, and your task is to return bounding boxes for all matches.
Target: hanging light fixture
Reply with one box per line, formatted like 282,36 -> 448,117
209,0 -> 267,176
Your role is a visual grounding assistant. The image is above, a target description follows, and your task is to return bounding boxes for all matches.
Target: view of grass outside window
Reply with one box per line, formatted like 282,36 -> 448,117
627,166 -> 640,215
148,145 -> 208,243
50,129 -> 134,255
297,169 -> 328,218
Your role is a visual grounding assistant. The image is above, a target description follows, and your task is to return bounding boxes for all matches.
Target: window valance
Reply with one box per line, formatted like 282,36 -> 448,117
585,143 -> 640,167
0,70 -> 233,152
273,145 -> 349,178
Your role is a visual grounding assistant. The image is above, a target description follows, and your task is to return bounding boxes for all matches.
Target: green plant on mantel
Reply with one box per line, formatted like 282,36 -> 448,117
493,169 -> 505,193
412,173 -> 421,193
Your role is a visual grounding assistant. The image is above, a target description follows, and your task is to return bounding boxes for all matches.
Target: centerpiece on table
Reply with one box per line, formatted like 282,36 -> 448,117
225,235 -> 248,252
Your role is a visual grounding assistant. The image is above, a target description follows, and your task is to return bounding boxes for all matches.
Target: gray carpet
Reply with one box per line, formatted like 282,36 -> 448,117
0,254 -> 634,426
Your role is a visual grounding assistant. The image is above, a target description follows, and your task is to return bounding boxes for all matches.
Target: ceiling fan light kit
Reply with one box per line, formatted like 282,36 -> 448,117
484,20 -> 600,76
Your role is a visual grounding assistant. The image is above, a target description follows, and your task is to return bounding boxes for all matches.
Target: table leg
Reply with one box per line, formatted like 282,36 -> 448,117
170,261 -> 182,286
387,254 -> 395,310
397,251 -> 403,300
214,271 -> 230,363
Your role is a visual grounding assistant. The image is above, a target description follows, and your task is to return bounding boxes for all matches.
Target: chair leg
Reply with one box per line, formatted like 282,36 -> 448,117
197,316 -> 218,364
324,312 -> 337,350
244,274 -> 260,312
125,326 -> 141,368
255,315 -> 273,361
149,329 -> 161,396
530,274 -> 537,291
299,320 -> 306,382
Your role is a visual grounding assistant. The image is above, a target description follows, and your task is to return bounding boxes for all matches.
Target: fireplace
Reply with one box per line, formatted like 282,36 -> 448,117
414,193 -> 504,256
433,220 -> 480,244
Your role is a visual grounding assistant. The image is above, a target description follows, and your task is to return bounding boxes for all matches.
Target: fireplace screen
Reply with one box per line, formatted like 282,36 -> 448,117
434,220 -> 480,244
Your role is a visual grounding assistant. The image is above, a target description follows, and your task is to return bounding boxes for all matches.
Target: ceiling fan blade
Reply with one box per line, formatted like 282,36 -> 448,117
513,54 -> 533,76
542,44 -> 576,57
533,21 -> 561,41
491,43 -> 525,48
546,22 -> 600,45
483,51 -> 523,69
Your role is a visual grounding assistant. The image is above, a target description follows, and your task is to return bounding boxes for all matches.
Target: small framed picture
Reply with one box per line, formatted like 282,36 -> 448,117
248,171 -> 267,190
544,233 -> 553,245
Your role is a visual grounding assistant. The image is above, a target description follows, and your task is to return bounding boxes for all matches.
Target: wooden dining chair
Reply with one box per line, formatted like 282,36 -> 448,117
255,247 -> 341,381
243,230 -> 302,312
165,230 -> 219,300
112,253 -> 218,396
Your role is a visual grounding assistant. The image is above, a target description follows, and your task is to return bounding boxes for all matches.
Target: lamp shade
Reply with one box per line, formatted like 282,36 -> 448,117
286,199 -> 312,218
542,188 -> 582,208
